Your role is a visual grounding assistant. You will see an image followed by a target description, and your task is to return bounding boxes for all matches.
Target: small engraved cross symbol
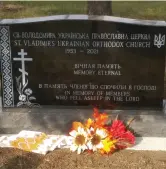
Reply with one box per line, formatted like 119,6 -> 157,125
13,49 -> 33,86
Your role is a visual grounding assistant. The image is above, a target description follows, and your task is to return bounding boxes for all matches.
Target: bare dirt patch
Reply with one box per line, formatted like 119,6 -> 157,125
1,4 -> 24,12
0,148 -> 166,169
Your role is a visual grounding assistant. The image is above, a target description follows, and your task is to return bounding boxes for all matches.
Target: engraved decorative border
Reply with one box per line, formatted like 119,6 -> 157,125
0,26 -> 14,107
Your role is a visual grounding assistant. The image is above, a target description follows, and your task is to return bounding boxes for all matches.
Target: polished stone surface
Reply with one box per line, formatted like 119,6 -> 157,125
0,15 -> 165,109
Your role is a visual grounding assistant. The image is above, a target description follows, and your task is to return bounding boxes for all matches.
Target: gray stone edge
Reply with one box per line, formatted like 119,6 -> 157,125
0,14 -> 166,26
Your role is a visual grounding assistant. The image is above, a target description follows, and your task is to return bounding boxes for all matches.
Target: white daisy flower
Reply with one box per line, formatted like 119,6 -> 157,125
69,127 -> 88,154
87,128 -> 108,152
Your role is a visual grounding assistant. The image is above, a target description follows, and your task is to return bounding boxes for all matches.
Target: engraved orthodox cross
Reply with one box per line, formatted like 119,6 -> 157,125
13,49 -> 33,86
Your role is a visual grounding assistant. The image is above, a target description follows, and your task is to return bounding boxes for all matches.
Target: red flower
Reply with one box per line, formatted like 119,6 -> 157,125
109,120 -> 135,149
115,131 -> 135,149
109,120 -> 126,139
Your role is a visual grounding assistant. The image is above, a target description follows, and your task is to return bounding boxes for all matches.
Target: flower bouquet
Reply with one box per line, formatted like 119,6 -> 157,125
69,108 -> 135,155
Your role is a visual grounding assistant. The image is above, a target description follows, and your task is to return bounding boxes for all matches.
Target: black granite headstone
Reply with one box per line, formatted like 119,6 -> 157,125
0,15 -> 166,109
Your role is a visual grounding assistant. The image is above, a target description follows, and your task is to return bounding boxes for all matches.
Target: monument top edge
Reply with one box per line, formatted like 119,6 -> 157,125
0,14 -> 166,27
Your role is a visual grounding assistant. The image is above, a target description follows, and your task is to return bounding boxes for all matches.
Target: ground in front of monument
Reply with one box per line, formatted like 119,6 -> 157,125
1,148 -> 166,169
1,1 -> 166,169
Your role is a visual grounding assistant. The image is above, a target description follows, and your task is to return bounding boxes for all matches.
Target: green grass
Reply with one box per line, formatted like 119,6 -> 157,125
112,1 -> 166,20
0,1 -> 86,18
1,1 -> 166,20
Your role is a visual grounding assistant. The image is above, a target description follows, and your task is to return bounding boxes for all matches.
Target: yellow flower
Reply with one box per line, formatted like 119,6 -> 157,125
85,118 -> 94,128
101,138 -> 117,154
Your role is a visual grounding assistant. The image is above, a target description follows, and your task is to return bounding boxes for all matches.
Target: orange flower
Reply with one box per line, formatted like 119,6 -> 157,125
84,108 -> 108,129
70,122 -> 84,132
92,108 -> 108,128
